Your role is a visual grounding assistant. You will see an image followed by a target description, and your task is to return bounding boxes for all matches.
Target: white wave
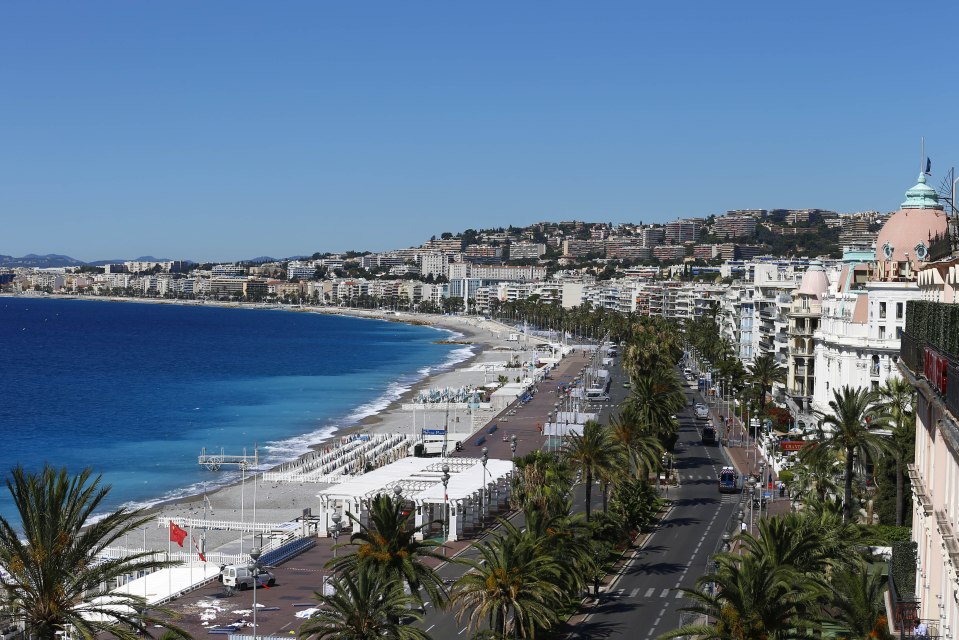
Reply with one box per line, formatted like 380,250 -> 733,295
101,331 -> 475,522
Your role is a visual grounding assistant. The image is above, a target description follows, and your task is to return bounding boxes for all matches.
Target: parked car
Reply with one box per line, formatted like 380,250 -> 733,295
220,564 -> 275,590
695,403 -> 709,419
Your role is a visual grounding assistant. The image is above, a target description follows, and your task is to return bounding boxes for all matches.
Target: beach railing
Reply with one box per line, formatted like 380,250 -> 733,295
157,516 -> 283,533
262,472 -> 355,485
100,546 -> 247,567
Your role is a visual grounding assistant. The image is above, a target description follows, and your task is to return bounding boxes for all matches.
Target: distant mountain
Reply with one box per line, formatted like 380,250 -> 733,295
87,256 -> 174,266
240,256 -> 278,264
0,254 -> 85,268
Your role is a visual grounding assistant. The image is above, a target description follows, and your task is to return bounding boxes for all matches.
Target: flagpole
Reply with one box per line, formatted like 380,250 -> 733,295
168,522 -> 172,600
144,527 -> 148,603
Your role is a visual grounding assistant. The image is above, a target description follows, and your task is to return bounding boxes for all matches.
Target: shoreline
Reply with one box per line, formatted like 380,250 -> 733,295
2,293 -> 525,548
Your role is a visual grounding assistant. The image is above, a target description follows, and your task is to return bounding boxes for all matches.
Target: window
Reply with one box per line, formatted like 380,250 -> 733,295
896,302 -> 903,319
879,302 -> 887,319
879,326 -> 886,339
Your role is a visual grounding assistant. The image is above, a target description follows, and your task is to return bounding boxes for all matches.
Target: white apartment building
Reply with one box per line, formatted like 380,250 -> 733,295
809,175 -> 937,418
287,260 -> 317,280
508,243 -> 546,260
447,263 -> 546,281
419,252 -> 452,278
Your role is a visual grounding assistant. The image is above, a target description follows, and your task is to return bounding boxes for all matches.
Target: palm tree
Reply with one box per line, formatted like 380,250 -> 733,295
562,420 -> 620,521
746,353 -> 786,419
661,550 -> 822,640
328,493 -> 447,609
298,564 -> 431,640
510,451 -> 572,515
523,503 -> 594,596
451,522 -> 563,639
792,442 -> 842,505
607,411 -> 663,482
825,567 -> 893,640
817,386 -> 891,521
0,465 -> 185,640
876,377 -> 916,526
626,374 -> 685,444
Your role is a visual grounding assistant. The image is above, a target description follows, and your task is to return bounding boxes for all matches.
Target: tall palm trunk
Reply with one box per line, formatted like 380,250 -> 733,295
843,445 -> 855,521
602,480 -> 609,514
585,470 -> 593,522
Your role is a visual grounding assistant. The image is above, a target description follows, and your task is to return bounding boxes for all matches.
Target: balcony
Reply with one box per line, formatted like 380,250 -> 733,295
901,300 -> 959,419
907,464 -> 934,517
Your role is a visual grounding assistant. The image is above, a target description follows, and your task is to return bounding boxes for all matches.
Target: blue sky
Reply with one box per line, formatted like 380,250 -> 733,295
2,1 -> 958,262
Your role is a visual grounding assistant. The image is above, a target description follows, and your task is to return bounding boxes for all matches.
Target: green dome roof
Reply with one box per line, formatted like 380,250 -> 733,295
901,173 -> 944,210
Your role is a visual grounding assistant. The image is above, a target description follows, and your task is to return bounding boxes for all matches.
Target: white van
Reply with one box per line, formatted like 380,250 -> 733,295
220,565 -> 275,590
586,388 -> 610,401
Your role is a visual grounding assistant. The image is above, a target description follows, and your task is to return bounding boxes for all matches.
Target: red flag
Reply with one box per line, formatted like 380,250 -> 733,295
192,536 -> 206,562
169,522 -> 188,547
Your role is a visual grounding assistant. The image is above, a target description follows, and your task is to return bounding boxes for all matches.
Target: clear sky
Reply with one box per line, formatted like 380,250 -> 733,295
2,1 -> 958,262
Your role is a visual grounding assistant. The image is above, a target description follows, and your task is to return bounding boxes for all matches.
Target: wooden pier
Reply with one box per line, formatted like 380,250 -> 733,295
198,447 -> 258,471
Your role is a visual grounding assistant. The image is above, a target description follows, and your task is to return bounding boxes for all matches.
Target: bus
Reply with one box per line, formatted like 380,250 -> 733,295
718,466 -> 739,493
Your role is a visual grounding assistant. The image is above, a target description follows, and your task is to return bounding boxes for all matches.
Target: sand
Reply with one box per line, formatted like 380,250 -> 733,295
109,305 -> 558,558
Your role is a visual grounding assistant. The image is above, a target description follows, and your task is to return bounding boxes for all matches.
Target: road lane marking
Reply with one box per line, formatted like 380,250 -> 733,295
426,625 -> 435,632
630,587 -> 639,597
676,591 -> 684,598
458,627 -> 468,635
645,587 -> 655,597
660,589 -> 669,598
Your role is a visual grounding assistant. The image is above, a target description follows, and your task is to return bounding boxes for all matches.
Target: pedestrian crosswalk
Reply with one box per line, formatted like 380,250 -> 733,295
679,473 -> 717,481
608,586 -> 687,599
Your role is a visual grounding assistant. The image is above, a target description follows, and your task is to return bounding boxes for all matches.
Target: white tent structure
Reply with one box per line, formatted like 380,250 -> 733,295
316,456 -> 514,542
110,562 -> 222,606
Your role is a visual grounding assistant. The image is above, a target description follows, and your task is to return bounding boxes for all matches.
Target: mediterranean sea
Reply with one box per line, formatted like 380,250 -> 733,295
0,298 -> 465,524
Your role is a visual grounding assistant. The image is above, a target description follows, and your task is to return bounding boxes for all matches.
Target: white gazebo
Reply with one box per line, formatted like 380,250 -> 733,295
316,456 -> 514,542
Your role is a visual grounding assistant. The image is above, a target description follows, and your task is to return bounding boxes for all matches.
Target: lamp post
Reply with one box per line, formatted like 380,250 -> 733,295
249,547 -> 261,640
441,465 -> 450,552
547,411 -> 555,452
481,447 -> 488,526
330,513 -> 342,563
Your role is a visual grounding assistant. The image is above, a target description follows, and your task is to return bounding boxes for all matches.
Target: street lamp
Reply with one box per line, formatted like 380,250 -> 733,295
441,465 -> 451,551
481,447 -> 488,526
330,513 -> 342,563
547,411 -> 555,452
249,547 -> 261,640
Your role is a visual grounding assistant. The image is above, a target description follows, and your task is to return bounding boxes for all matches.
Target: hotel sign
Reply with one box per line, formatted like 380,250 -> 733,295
780,441 -> 806,452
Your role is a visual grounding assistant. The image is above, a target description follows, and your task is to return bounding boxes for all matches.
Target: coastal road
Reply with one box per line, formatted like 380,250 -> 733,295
564,385 -> 740,639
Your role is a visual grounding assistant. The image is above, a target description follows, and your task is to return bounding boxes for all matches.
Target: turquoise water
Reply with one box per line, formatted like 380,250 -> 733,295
0,298 -> 467,522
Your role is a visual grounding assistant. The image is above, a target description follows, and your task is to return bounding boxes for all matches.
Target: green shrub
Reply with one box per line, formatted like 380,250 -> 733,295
869,525 -> 912,544
891,540 -> 917,598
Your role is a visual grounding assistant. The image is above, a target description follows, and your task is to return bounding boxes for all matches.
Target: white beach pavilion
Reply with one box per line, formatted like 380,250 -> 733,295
316,456 -> 514,542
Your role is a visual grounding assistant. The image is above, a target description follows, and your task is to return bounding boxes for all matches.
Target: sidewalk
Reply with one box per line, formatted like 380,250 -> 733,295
706,397 -> 791,521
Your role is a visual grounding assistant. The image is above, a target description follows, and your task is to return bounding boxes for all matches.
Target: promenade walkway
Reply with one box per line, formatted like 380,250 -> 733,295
703,396 -> 791,522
